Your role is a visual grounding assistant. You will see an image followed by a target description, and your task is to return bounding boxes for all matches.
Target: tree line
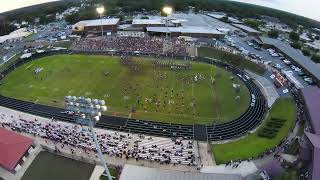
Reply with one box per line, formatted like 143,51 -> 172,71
1,0 -> 320,35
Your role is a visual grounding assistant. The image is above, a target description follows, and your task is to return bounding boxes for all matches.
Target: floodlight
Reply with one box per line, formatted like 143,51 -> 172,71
63,95 -> 111,180
96,6 -> 105,15
163,6 -> 173,15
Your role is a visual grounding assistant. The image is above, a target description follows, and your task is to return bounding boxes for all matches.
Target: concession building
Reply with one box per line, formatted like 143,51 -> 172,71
0,128 -> 34,172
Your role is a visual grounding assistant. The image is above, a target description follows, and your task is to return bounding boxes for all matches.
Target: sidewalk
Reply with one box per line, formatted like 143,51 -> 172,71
89,165 -> 104,180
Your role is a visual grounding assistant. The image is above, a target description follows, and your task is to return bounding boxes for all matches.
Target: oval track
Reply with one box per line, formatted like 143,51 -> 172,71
0,51 -> 267,141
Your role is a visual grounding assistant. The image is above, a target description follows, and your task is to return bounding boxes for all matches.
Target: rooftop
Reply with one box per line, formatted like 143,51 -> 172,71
207,12 -> 226,19
0,128 -> 33,171
301,86 -> 320,135
232,24 -> 260,33
132,19 -> 165,25
147,26 -> 224,35
305,132 -> 320,180
119,164 -> 241,180
73,18 -> 120,27
0,28 -> 32,44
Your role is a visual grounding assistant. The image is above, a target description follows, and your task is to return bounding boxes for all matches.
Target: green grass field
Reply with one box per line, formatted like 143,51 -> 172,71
22,151 -> 94,180
0,54 -> 250,125
212,97 -> 297,164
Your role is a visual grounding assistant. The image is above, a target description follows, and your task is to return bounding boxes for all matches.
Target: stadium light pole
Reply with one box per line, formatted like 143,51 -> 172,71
96,6 -> 105,37
64,96 -> 112,180
162,6 -> 173,38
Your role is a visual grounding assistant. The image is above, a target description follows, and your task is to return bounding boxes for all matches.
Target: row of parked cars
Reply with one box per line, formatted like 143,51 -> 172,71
226,38 -> 316,86
266,48 -> 315,85
225,38 -> 264,61
279,56 -> 315,85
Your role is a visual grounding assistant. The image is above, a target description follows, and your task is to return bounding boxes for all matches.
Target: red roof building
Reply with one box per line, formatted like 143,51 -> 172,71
0,128 -> 33,171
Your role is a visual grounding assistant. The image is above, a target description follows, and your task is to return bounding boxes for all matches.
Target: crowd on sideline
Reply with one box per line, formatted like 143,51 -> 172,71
72,36 -> 189,56
0,113 -> 197,166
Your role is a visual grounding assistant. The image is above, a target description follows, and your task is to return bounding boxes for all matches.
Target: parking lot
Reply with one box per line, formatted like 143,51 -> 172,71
226,36 -> 311,88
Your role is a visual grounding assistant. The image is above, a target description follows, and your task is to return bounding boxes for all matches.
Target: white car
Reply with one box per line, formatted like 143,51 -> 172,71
270,74 -> 276,79
294,68 -> 301,72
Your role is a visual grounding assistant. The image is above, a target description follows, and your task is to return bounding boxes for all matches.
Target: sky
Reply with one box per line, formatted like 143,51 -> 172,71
0,0 -> 319,21
231,0 -> 320,21
0,0 -> 58,13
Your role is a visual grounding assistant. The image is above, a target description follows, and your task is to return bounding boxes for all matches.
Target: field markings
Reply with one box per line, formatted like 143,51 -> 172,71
208,65 -> 220,121
25,63 -> 34,70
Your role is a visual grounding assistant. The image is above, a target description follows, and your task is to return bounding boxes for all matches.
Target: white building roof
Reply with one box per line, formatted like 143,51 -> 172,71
207,12 -> 226,19
0,28 -> 32,44
74,18 -> 120,27
232,24 -> 260,33
132,19 -> 165,25
147,26 -> 224,35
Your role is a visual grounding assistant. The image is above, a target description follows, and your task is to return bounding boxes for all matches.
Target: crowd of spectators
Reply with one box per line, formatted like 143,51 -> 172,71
0,113 -> 197,166
72,36 -> 189,56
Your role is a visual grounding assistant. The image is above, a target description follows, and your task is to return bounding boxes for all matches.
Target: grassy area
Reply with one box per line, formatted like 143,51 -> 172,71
100,167 -> 119,180
0,54 -> 20,73
22,151 -> 94,180
212,97 -> 296,164
0,54 -> 250,125
198,47 -> 266,75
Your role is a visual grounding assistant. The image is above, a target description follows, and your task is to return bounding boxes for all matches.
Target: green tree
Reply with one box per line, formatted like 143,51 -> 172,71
244,19 -> 261,29
0,20 -> 15,36
289,31 -> 300,41
291,41 -> 302,50
302,49 -> 311,56
311,54 -> 320,63
268,30 -> 279,38
39,15 -> 55,24
221,16 -> 229,22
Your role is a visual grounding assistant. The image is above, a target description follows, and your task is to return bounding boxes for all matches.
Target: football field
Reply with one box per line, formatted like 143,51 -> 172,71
0,54 -> 250,125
